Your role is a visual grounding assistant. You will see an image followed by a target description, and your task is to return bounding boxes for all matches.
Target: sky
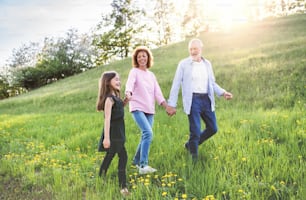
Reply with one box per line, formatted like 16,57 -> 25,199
0,0 -> 112,67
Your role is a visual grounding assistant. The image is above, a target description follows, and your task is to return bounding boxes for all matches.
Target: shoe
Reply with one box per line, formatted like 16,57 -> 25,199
131,164 -> 140,169
139,165 -> 157,174
120,188 -> 131,197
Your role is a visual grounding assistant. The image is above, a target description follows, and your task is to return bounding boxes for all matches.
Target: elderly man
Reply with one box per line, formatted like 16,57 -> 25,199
167,38 -> 233,161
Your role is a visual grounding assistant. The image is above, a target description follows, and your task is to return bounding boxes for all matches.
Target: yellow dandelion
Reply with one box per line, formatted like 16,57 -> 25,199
271,185 -> 276,191
182,193 -> 187,199
238,189 -> 244,193
162,191 -> 167,197
204,195 -> 215,200
280,181 -> 285,185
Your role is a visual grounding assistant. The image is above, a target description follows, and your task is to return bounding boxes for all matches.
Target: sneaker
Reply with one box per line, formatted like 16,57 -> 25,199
131,164 -> 140,169
139,165 -> 157,174
120,188 -> 131,197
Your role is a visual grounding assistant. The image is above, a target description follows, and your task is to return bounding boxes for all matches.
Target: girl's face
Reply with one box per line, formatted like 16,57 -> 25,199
137,51 -> 148,68
110,74 -> 120,91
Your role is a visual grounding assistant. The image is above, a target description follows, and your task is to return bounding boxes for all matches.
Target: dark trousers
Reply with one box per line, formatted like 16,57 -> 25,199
188,93 -> 218,158
99,144 -> 128,188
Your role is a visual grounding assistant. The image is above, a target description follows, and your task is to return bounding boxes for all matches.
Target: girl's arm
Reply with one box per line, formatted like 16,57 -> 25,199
123,96 -> 129,107
103,97 -> 114,149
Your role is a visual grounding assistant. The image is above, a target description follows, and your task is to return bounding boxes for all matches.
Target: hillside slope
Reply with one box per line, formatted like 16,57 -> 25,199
0,14 -> 305,114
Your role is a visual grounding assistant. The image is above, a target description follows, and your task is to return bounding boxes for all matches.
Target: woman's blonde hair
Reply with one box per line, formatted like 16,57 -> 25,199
96,71 -> 120,111
132,46 -> 154,68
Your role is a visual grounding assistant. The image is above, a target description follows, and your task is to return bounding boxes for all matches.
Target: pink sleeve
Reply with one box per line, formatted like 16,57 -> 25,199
153,73 -> 166,105
125,69 -> 136,93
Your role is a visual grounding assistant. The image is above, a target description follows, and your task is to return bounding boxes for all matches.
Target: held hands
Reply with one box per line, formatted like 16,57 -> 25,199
125,91 -> 132,100
161,101 -> 176,117
223,91 -> 233,100
123,91 -> 132,106
166,106 -> 176,116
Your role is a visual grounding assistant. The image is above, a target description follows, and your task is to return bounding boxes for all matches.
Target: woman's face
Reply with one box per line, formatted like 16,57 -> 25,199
110,74 -> 121,91
137,51 -> 148,68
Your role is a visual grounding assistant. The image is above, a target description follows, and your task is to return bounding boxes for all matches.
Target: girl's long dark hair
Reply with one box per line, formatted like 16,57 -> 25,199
96,71 -> 120,111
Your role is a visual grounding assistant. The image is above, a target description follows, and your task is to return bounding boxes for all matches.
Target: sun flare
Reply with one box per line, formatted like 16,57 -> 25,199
176,0 -> 268,31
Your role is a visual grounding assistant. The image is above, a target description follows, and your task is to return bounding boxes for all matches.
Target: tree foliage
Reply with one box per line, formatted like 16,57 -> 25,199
182,0 -> 205,37
153,0 -> 175,45
0,74 -> 10,99
10,29 -> 96,90
93,0 -> 145,65
8,42 -> 40,69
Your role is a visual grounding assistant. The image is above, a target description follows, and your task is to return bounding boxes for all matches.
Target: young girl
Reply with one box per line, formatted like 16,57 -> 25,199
96,71 -> 130,196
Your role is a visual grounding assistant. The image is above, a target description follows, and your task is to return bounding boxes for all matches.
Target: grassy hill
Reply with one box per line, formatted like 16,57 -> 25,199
0,14 -> 305,199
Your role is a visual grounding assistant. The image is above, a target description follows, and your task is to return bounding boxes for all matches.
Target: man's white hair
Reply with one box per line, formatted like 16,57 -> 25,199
188,38 -> 203,48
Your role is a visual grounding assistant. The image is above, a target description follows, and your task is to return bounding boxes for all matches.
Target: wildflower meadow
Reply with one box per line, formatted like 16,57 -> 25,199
0,14 -> 305,199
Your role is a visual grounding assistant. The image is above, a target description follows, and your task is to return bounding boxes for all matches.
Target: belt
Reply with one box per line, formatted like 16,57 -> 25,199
193,93 -> 208,96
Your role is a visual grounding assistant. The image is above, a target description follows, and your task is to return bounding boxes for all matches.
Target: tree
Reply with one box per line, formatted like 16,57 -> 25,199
10,29 -> 96,90
264,0 -> 306,16
7,42 -> 40,69
37,29 -> 96,81
182,0 -> 205,37
0,74 -> 10,99
153,0 -> 175,45
0,66 -> 27,97
93,0 -> 145,65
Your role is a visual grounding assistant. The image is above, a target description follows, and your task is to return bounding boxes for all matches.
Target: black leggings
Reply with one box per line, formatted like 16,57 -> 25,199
99,145 -> 128,188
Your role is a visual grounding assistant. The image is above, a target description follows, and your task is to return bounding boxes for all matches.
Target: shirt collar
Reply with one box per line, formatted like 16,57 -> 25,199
188,56 -> 206,64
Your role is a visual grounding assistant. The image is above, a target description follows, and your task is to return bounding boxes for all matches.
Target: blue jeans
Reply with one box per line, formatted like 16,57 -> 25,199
187,93 -> 218,158
132,110 -> 154,167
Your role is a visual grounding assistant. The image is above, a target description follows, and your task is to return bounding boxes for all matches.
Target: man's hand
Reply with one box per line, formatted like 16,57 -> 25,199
166,106 -> 176,116
223,91 -> 233,100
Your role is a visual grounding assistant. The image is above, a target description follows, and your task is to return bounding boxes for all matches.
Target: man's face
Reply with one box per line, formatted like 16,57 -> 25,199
189,41 -> 202,61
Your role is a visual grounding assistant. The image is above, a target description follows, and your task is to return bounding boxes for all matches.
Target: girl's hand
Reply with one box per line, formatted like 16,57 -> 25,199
103,138 -> 110,149
125,91 -> 132,100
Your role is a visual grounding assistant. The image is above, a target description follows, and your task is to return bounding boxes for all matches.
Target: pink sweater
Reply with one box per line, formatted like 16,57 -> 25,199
125,68 -> 165,114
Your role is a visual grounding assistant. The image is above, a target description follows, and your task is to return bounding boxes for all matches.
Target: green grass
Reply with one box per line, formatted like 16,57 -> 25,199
0,14 -> 305,199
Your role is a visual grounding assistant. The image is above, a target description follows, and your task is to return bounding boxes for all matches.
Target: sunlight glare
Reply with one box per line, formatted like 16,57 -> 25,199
175,0 -> 267,32
210,0 -> 251,31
